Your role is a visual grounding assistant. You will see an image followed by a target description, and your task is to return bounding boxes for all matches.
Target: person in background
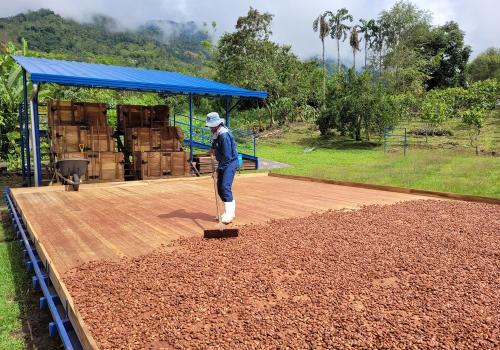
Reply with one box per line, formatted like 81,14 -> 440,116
206,112 -> 238,224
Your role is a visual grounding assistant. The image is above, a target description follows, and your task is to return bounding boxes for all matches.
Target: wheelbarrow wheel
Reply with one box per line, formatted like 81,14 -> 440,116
72,173 -> 80,191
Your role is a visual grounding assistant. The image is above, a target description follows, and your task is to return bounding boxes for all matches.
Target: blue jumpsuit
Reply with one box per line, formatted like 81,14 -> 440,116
212,131 -> 238,202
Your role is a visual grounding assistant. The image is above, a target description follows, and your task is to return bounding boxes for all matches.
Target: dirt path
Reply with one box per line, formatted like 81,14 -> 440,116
64,200 -> 500,349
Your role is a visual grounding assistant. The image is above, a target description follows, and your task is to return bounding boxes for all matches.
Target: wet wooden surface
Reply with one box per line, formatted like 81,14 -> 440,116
11,173 -> 431,275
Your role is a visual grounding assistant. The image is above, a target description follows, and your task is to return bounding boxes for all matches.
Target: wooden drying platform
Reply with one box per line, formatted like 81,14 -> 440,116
9,173 -> 435,349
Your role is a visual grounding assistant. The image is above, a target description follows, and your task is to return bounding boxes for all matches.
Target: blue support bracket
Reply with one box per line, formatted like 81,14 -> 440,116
50,319 -> 71,337
40,294 -> 61,309
33,274 -> 49,290
3,187 -> 82,350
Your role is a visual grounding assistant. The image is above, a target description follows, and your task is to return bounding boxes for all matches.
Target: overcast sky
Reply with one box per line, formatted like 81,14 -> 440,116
1,0 -> 499,60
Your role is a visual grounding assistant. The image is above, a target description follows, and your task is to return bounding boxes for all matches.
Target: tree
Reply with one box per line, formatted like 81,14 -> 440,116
461,108 -> 485,154
313,13 -> 330,103
325,8 -> 353,70
358,18 -> 376,69
235,7 -> 273,41
425,21 -> 471,89
467,48 -> 500,82
216,8 -> 322,127
377,0 -> 432,84
421,89 -> 452,136
0,39 -> 29,159
378,0 -> 431,48
349,25 -> 361,70
319,69 -> 399,140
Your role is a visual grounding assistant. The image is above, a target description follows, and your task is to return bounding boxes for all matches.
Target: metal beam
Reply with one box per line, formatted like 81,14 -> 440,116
30,83 -> 42,186
22,70 -> 31,186
3,187 -> 80,350
224,96 -> 231,128
189,94 -> 193,162
18,104 -> 25,182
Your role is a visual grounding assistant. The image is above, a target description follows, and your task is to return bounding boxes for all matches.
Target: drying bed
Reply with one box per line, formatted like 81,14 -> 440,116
63,200 -> 499,349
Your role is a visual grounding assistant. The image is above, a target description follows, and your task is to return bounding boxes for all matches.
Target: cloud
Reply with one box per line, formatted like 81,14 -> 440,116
1,0 -> 498,59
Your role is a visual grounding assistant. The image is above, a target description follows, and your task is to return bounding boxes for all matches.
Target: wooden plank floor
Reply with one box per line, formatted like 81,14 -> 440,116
11,173 -> 433,349
12,173 -> 431,275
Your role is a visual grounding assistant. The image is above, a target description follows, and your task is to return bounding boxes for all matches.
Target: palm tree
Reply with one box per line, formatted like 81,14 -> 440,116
312,13 -> 329,104
325,8 -> 353,71
349,25 -> 361,70
371,22 -> 385,75
358,19 -> 376,69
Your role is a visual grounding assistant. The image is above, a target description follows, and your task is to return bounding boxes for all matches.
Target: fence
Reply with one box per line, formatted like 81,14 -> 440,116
383,119 -> 498,156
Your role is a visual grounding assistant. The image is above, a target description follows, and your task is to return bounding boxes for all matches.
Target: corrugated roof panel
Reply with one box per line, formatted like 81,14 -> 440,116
13,56 -> 267,98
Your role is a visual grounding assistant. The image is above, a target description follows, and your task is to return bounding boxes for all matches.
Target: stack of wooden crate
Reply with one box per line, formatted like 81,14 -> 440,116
48,100 -> 124,182
193,153 -> 218,174
117,105 -> 191,179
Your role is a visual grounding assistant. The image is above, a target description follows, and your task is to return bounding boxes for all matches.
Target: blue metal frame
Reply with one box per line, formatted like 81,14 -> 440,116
18,104 -> 25,182
16,58 -> 267,186
22,70 -> 31,186
31,85 -> 42,186
224,96 -> 231,128
3,187 -> 82,350
173,113 -> 257,158
189,94 -> 193,162
13,56 -> 268,99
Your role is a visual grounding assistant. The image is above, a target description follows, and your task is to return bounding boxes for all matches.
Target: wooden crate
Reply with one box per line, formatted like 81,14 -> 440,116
118,105 -> 169,129
81,103 -> 108,127
133,151 -> 172,179
240,159 -> 257,170
87,126 -> 115,152
194,154 -> 218,174
125,128 -> 161,152
133,151 -> 190,179
150,105 -> 170,128
50,125 -> 88,154
87,152 -> 124,182
48,100 -> 86,126
48,100 -> 108,127
159,127 -> 184,151
171,151 -> 190,176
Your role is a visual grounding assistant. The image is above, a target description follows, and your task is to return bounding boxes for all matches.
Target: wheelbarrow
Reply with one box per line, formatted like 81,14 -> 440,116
55,158 -> 89,191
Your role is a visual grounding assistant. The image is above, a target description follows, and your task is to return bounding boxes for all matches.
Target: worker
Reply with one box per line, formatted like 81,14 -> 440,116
206,112 -> 238,224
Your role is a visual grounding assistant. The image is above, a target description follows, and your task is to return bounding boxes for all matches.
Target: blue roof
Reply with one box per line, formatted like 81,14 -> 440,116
13,56 -> 267,99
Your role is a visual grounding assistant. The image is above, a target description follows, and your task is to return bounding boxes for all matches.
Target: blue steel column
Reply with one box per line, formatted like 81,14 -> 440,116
224,96 -> 231,128
31,84 -> 42,186
18,104 -> 25,182
22,70 -> 31,186
189,94 -> 193,162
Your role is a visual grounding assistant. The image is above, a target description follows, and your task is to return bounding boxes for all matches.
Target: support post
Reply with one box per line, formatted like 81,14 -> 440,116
30,83 -> 42,186
383,128 -> 387,154
18,104 -> 25,182
22,70 -> 31,186
403,127 -> 407,157
189,94 -> 193,162
224,96 -> 231,128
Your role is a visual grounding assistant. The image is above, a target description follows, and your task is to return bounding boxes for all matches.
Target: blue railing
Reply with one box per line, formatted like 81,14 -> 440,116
172,113 -> 256,158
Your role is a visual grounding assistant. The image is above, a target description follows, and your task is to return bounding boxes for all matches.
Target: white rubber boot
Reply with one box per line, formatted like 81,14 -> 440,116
221,201 -> 235,224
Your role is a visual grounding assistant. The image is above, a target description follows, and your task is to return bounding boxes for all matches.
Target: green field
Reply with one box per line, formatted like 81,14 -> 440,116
0,208 -> 25,350
258,124 -> 500,198
0,179 -> 59,349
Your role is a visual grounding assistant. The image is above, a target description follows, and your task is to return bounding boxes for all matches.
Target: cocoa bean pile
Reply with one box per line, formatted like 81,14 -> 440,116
64,200 -> 500,349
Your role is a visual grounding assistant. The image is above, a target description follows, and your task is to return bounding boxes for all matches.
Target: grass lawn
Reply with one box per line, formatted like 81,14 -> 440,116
0,240 -> 25,350
258,124 -> 500,198
0,175 -> 60,350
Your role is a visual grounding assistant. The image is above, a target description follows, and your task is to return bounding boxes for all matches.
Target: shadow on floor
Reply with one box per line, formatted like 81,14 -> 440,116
2,209 -> 62,349
158,209 -> 216,231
